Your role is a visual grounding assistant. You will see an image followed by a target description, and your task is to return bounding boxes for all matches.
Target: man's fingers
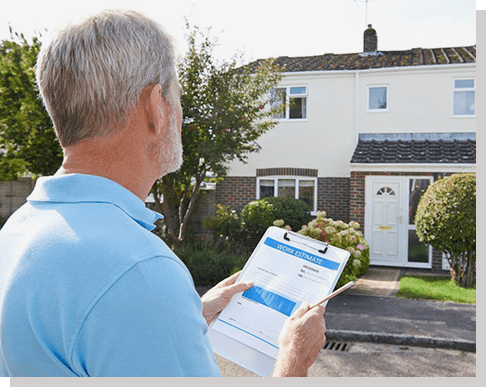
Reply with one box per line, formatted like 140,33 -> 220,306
309,304 -> 326,316
219,271 -> 243,287
225,280 -> 253,296
291,301 -> 311,318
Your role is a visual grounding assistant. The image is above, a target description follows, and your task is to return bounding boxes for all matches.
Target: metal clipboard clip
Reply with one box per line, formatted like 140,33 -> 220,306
283,232 -> 329,254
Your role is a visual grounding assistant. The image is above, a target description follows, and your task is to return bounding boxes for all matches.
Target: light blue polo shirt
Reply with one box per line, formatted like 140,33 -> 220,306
0,174 -> 221,377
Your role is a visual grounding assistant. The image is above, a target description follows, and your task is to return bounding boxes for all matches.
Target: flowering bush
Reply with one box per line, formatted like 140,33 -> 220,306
275,211 -> 370,287
415,173 -> 476,288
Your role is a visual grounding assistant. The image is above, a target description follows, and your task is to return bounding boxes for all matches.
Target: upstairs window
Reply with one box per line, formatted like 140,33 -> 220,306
368,85 -> 388,111
453,79 -> 475,116
270,86 -> 307,120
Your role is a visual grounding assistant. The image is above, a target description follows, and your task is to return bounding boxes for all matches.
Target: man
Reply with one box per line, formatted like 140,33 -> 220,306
0,10 -> 326,377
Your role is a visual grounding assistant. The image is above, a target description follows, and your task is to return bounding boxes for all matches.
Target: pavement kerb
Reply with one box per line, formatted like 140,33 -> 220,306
325,329 -> 476,353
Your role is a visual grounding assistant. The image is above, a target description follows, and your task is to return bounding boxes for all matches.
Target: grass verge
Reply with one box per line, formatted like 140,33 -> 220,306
395,275 -> 476,304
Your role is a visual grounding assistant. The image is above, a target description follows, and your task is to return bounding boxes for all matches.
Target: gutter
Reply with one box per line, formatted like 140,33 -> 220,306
279,62 -> 476,78
350,163 -> 476,173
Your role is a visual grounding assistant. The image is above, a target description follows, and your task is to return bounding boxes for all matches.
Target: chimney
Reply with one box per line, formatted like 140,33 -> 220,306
363,24 -> 377,53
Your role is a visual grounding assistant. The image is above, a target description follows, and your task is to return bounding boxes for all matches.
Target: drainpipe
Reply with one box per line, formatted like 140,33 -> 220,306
355,71 -> 360,145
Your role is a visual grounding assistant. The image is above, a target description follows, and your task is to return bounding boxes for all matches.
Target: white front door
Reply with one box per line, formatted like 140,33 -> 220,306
365,176 -> 432,268
367,178 -> 403,265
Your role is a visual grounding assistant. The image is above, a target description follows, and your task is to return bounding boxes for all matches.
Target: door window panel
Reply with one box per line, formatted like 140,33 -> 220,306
408,230 -> 429,263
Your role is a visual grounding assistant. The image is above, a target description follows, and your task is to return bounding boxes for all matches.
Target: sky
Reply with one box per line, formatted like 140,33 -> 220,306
0,0 -> 478,64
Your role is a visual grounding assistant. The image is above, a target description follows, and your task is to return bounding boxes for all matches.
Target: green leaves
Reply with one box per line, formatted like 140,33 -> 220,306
0,31 -> 63,180
415,173 -> 476,254
415,173 -> 476,287
155,24 -> 282,244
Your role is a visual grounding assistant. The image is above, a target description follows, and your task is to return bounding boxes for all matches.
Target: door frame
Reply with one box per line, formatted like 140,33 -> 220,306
365,175 -> 433,268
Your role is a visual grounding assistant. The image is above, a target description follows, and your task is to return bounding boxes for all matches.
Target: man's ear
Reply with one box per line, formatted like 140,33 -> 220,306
146,84 -> 166,135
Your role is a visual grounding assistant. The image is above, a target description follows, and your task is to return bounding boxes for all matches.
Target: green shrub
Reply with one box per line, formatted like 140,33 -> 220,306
295,211 -> 370,288
203,204 -> 243,242
174,239 -> 248,287
415,173 -> 476,288
262,196 -> 312,232
240,199 -> 276,248
205,197 -> 312,252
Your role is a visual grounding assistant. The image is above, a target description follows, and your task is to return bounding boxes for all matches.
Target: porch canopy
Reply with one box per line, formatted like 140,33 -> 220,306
350,132 -> 476,166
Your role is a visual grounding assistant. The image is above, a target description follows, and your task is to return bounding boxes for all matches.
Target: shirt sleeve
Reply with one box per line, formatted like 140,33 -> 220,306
70,256 -> 221,377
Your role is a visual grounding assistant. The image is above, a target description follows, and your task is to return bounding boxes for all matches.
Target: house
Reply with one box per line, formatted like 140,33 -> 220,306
0,177 -> 34,224
214,25 -> 476,271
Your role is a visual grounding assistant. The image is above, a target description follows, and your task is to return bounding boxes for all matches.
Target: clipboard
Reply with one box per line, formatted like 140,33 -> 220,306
208,226 -> 350,376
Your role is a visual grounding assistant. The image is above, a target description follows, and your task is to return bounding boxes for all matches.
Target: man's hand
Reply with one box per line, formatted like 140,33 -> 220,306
272,302 -> 326,377
201,271 -> 253,325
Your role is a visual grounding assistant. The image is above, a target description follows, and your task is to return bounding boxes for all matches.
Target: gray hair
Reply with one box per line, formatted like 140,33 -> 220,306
36,9 -> 177,146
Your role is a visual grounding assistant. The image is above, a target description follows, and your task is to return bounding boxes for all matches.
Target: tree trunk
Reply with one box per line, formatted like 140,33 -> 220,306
449,251 -> 476,289
178,178 -> 202,243
152,178 -> 204,247
449,254 -> 460,285
463,251 -> 475,288
158,182 -> 179,244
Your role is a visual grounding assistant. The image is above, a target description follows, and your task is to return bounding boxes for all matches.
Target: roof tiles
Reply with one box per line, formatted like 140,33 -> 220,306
250,45 -> 476,72
350,135 -> 476,164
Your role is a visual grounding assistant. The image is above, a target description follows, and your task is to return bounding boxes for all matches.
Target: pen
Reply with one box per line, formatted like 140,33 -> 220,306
310,281 -> 355,308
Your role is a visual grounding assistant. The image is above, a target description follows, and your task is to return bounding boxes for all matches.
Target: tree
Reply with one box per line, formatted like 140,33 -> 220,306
152,25 -> 282,245
0,30 -> 63,181
415,173 -> 476,288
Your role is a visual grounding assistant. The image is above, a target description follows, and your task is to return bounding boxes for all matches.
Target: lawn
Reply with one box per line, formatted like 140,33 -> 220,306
395,275 -> 476,304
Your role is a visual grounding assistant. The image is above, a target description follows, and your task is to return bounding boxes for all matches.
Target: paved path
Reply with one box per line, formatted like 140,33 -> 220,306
346,266 -> 401,296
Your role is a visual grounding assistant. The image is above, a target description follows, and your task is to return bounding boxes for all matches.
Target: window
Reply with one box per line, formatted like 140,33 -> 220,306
376,187 -> 395,196
453,79 -> 475,116
368,85 -> 388,111
270,86 -> 307,119
257,176 -> 316,213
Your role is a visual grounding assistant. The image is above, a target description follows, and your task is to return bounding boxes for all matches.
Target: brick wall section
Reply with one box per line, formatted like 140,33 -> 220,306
215,175 -> 350,221
317,177 -> 350,222
257,168 -> 318,177
350,172 -> 366,229
214,176 -> 256,212
432,249 -> 448,273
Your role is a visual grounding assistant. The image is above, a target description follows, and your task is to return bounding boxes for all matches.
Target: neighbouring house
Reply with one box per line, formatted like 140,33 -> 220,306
214,25 -> 476,271
0,177 -> 35,223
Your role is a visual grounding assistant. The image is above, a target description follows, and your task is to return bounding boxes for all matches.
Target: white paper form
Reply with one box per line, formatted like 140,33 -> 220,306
209,227 -> 350,363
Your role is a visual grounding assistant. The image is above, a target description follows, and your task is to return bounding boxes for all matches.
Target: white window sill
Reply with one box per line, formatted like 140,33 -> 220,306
276,118 -> 309,122
366,109 -> 389,113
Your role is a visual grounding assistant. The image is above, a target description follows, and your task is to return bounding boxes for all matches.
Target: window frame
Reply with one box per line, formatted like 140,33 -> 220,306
452,78 -> 476,118
270,85 -> 308,121
367,85 -> 389,112
256,176 -> 317,215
